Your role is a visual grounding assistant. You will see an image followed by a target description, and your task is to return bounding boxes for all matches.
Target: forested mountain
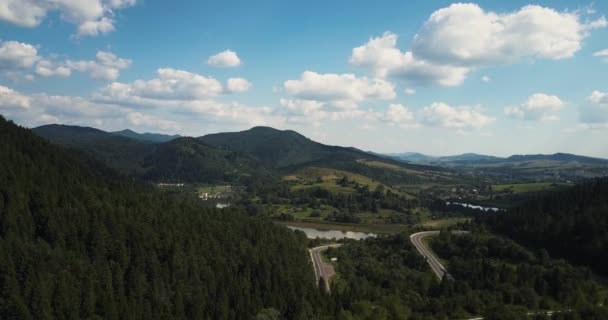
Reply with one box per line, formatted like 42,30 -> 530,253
33,124 -> 270,183
34,124 -> 453,187
199,126 -> 376,169
0,116 -> 321,319
111,129 -> 181,143
481,178 -> 608,276
33,124 -> 152,176
141,137 -> 270,183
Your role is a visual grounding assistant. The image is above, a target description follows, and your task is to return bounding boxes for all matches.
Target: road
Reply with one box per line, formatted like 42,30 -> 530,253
310,244 -> 342,292
410,231 -> 469,280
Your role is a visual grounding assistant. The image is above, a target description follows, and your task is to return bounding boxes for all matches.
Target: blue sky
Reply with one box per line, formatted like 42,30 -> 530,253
1,0 -> 608,157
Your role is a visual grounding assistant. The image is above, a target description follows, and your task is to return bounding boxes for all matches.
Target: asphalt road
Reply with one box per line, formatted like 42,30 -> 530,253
310,244 -> 342,292
410,231 -> 469,280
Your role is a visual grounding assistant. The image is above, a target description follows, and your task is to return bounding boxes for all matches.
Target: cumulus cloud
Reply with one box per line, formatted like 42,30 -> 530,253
35,59 -> 71,77
579,90 -> 608,126
505,93 -> 565,121
0,40 -> 39,69
0,85 -> 32,109
350,32 -> 469,86
382,103 -> 416,127
226,78 -> 251,93
404,88 -> 416,95
126,112 -> 179,131
96,68 -> 223,102
0,0 -> 137,37
67,51 -> 132,81
283,71 -> 395,108
420,102 -> 495,129
350,4 -> 606,86
207,50 -> 241,67
594,49 -> 608,62
481,75 -> 491,83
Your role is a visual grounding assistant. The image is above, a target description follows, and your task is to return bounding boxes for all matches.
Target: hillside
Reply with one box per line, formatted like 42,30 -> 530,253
481,178 -> 608,276
33,124 -> 153,175
33,124 -> 270,183
200,126 -> 376,168
111,129 -> 181,142
141,137 -> 270,183
0,115 -> 321,319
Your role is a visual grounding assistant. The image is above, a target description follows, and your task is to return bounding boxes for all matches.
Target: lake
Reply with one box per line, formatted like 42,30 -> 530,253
287,226 -> 376,240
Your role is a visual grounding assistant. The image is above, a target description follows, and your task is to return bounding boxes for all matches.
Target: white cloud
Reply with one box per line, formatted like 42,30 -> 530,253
420,102 -> 495,129
67,51 -> 131,81
0,40 -> 39,69
0,0 -> 137,37
481,75 -> 491,83
579,90 -> 608,125
505,93 -> 565,121
413,4 -> 605,65
404,88 -> 416,95
283,71 -> 395,108
349,32 -> 469,86
35,59 -> 71,77
594,49 -> 608,62
207,50 -> 241,67
350,4 -> 605,86
77,16 -> 115,37
0,85 -> 32,109
96,68 -> 223,101
226,77 -> 251,93
382,103 -> 416,127
126,112 -> 179,131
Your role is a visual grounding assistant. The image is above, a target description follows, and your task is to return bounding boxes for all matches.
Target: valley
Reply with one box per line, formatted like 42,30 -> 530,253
2,117 -> 607,319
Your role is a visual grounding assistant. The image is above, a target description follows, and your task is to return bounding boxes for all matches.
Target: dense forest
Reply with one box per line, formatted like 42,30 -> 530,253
481,178 -> 608,276
325,231 -> 607,319
0,116 -> 322,319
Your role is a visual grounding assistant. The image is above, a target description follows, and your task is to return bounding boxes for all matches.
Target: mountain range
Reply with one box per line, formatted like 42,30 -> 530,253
388,151 -> 608,165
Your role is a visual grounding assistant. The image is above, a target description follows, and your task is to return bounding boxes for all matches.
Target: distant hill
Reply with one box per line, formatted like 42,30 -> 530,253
33,124 -> 269,183
387,151 -> 608,166
199,126 -> 377,169
112,129 -> 181,142
387,152 -> 437,163
33,124 -> 153,175
34,124 -> 456,186
439,153 -> 503,163
506,153 -> 608,164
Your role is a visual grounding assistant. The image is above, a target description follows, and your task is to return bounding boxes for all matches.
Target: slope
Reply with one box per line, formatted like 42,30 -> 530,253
33,124 -> 271,183
0,115 -> 320,319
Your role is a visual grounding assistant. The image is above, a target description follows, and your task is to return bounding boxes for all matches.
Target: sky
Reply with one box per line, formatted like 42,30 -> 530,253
1,0 -> 608,157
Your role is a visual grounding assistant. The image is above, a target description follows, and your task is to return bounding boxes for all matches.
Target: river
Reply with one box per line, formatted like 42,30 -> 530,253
287,226 -> 376,240
446,202 -> 502,212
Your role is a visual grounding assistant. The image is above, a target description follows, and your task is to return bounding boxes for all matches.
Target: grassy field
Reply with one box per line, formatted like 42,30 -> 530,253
418,217 -> 470,229
493,182 -> 572,194
275,220 -> 411,234
197,185 -> 231,194
285,167 -> 409,196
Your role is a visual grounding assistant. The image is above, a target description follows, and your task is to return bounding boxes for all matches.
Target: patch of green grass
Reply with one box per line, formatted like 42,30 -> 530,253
197,185 -> 231,194
493,182 -> 571,193
276,220 -> 410,234
286,167 -> 405,195
291,182 -> 356,194
418,217 -> 470,229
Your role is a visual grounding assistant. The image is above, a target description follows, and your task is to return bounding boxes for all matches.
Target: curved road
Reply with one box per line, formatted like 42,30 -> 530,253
310,244 -> 342,292
410,231 -> 469,280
